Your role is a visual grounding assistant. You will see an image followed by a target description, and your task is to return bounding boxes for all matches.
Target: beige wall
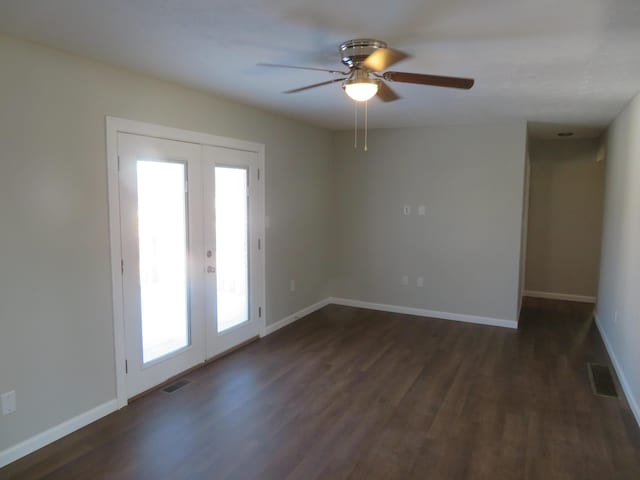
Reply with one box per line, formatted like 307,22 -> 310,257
0,35 -> 333,453
596,92 -> 640,424
332,123 -> 528,322
524,139 -> 605,297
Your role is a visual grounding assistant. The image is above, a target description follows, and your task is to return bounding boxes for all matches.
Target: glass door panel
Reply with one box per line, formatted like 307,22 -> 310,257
136,160 -> 189,363
214,167 -> 249,332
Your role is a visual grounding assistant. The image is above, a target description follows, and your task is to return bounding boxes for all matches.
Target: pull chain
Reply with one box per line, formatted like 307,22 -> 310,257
353,100 -> 369,152
354,100 -> 358,149
364,100 -> 368,152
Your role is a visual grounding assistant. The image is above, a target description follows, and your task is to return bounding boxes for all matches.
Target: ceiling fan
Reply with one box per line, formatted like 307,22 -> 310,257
259,39 -> 475,103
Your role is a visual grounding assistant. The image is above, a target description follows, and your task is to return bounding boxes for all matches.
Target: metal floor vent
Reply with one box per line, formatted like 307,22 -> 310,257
163,379 -> 191,393
587,363 -> 618,398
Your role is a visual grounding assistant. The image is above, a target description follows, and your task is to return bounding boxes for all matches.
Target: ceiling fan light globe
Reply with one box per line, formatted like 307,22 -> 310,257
344,82 -> 378,102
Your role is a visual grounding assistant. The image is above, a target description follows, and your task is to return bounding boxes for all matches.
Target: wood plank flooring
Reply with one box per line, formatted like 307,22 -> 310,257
2,300 -> 640,479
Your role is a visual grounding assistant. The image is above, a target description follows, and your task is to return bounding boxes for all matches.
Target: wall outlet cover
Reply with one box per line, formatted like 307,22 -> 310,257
1,391 -> 16,415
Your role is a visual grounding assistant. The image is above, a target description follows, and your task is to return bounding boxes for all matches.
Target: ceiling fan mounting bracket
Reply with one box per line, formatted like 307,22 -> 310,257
339,39 -> 388,69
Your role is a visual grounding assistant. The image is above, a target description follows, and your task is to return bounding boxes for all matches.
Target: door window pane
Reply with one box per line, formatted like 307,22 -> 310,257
215,167 -> 249,331
137,160 -> 189,363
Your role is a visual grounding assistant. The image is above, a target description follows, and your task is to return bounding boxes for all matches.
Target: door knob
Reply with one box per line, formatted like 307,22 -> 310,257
207,266 -> 215,273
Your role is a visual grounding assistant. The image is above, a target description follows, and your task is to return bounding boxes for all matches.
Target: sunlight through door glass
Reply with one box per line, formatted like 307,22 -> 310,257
137,160 -> 189,363
215,167 -> 249,332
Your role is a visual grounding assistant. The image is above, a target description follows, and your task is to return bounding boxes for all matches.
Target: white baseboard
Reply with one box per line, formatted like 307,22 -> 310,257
262,298 -> 331,336
594,313 -> 640,429
329,297 -> 518,330
0,399 -> 118,468
524,290 -> 596,303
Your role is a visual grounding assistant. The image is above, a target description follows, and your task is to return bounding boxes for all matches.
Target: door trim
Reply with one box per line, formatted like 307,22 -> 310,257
106,116 -> 266,409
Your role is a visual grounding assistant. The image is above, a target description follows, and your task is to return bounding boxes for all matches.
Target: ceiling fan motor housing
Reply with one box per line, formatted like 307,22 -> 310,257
339,39 -> 387,69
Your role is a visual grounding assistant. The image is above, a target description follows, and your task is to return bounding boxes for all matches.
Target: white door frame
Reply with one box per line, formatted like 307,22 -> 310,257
106,116 -> 266,408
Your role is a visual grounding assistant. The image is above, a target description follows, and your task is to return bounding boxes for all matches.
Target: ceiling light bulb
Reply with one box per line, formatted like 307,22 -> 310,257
343,70 -> 379,102
344,82 -> 379,102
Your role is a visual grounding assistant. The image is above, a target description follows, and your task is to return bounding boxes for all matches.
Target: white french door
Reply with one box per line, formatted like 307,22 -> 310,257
118,132 -> 262,398
202,146 -> 262,356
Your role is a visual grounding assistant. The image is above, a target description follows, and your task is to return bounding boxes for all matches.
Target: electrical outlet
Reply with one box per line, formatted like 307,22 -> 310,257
417,277 -> 424,287
401,275 -> 409,286
290,279 -> 296,292
403,205 -> 411,216
1,391 -> 16,415
418,205 -> 426,216
614,310 -> 619,324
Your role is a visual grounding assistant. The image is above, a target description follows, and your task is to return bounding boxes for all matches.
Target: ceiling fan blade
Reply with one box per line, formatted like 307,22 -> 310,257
283,78 -> 346,94
257,63 -> 348,75
363,48 -> 410,72
384,71 -> 475,90
376,81 -> 401,102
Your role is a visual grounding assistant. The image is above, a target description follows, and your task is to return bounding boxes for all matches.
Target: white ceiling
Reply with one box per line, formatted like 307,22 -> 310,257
2,0 -> 639,136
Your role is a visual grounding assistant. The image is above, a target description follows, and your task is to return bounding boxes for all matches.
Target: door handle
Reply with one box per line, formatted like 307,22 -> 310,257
207,266 -> 216,273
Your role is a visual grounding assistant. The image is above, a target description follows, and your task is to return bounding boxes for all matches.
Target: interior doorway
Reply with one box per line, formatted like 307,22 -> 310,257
522,137 -> 606,304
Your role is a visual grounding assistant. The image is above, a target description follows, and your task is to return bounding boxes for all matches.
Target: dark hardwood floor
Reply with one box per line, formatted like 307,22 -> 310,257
2,300 -> 640,479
